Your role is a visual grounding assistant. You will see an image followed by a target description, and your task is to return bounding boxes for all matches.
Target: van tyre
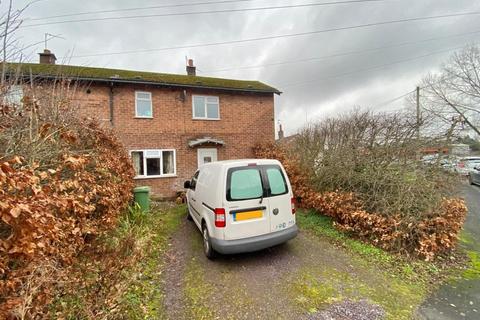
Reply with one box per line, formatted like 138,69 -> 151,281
186,207 -> 193,221
202,224 -> 215,259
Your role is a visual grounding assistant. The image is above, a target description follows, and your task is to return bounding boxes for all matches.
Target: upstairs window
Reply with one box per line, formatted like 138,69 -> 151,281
135,91 -> 152,118
131,149 -> 176,178
193,95 -> 219,120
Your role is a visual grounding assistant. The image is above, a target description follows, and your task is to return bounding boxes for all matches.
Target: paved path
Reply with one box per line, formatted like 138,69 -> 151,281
417,185 -> 480,320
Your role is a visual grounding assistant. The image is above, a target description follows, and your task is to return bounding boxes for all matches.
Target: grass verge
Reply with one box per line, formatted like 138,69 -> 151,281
294,209 -> 468,319
50,203 -> 185,319
297,209 -> 457,283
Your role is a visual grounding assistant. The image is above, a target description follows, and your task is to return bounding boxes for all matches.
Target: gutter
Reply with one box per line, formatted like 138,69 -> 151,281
21,74 -> 282,95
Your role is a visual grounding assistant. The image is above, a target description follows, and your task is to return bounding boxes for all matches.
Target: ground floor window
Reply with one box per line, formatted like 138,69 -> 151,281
130,149 -> 176,178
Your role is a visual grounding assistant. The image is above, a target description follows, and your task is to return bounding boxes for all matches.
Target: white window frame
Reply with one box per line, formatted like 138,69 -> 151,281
192,95 -> 220,120
135,91 -> 153,118
130,149 -> 176,179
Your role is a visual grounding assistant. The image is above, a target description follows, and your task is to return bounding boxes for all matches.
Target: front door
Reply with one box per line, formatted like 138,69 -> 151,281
197,148 -> 217,168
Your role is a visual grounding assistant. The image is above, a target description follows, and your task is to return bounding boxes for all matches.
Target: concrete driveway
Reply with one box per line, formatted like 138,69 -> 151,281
417,184 -> 480,320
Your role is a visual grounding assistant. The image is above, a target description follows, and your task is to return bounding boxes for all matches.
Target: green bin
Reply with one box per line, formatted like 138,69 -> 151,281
133,186 -> 151,212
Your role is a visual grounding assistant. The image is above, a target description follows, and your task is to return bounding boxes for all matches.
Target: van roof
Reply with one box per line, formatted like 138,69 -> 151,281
200,159 -> 280,168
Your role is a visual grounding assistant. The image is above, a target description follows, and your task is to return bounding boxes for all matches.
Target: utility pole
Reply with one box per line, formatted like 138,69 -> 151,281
416,86 -> 420,140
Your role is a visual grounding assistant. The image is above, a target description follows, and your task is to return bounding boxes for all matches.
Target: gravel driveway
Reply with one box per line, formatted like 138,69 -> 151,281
160,212 -> 425,320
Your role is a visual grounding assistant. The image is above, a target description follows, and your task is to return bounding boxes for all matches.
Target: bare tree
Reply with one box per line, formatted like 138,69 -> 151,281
0,0 -> 41,85
294,109 -> 458,218
421,45 -> 480,136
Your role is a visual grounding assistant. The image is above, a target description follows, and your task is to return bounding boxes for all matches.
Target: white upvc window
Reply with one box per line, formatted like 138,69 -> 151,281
135,91 -> 152,118
130,149 -> 176,178
192,95 -> 220,120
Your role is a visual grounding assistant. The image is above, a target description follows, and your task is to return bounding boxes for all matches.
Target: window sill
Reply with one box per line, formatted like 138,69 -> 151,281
134,116 -> 153,119
134,174 -> 177,180
192,118 -> 221,121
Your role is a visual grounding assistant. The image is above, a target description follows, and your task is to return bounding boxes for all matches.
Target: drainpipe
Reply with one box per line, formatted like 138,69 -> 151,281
109,82 -> 114,126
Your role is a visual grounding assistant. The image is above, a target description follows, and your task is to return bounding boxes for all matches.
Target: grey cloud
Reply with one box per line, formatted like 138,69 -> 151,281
7,0 -> 480,135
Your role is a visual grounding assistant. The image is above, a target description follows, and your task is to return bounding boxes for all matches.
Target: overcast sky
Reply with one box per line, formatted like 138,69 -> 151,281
5,0 -> 480,136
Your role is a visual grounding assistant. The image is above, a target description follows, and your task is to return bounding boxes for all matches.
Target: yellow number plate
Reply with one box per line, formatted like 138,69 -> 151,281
234,210 -> 263,221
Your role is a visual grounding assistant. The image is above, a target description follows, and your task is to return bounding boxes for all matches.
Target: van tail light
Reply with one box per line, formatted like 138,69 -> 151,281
214,208 -> 226,228
291,197 -> 296,215
459,162 -> 465,168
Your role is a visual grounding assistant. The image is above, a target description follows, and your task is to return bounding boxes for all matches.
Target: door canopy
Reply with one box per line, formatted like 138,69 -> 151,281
188,137 -> 225,148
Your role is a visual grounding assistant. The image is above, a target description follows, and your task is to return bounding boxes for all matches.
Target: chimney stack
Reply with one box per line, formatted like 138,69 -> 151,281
278,124 -> 284,140
39,49 -> 57,65
186,59 -> 196,76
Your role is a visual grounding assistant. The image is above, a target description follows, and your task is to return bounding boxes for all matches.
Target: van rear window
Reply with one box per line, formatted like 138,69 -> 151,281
266,167 -> 287,195
226,165 -> 289,201
228,168 -> 263,201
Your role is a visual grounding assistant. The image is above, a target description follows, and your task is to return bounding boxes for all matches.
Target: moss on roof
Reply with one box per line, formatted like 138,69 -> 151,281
7,63 -> 280,94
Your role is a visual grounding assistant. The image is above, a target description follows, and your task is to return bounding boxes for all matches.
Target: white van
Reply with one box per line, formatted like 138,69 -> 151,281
183,159 -> 298,258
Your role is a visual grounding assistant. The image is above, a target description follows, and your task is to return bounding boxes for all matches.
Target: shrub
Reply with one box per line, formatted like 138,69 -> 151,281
0,84 -> 134,318
293,110 -> 459,218
254,142 -> 467,260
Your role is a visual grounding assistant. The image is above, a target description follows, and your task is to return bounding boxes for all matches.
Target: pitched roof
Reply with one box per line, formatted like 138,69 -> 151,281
7,63 -> 281,94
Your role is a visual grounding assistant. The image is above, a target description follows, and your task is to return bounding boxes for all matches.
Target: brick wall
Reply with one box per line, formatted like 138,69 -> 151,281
72,82 -> 275,198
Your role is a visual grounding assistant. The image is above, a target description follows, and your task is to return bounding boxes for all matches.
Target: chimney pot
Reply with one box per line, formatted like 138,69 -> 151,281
186,59 -> 196,76
278,124 -> 285,140
39,49 -> 57,65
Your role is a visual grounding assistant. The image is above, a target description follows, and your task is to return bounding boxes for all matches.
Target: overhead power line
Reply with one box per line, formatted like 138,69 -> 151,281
204,29 -> 480,73
28,0 -> 386,21
23,3 -> 479,28
62,12 -> 480,59
278,42 -> 476,89
372,89 -> 416,108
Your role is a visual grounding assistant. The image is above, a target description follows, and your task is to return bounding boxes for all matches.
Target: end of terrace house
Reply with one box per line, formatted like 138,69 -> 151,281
6,49 -> 281,198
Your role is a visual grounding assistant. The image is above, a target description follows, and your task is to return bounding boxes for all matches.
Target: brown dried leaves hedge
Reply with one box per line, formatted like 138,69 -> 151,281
0,96 -> 134,317
254,143 -> 467,261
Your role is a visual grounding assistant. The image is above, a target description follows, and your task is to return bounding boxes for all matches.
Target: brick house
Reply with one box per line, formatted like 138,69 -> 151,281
11,50 -> 280,198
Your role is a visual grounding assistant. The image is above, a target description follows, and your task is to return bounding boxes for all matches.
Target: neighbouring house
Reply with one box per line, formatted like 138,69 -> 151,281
276,124 -> 299,147
7,49 -> 281,198
421,143 -> 471,157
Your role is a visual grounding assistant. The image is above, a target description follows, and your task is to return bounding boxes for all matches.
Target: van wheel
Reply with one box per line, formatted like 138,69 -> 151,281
469,175 -> 474,185
186,207 -> 193,221
202,224 -> 215,259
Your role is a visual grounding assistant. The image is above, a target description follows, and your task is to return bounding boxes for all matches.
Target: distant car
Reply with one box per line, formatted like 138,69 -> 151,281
421,155 -> 458,172
469,166 -> 480,185
421,154 -> 438,165
455,157 -> 480,176
440,158 -> 458,172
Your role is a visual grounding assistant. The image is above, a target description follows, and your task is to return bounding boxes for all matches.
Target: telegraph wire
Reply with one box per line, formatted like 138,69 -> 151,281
372,89 -> 416,108
204,30 -> 480,73
22,6 -> 480,28
27,0 -> 387,22
278,42 -> 476,88
60,12 -> 480,59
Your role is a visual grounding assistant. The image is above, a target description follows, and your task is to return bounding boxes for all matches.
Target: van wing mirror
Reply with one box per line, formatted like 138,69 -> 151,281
183,180 -> 191,189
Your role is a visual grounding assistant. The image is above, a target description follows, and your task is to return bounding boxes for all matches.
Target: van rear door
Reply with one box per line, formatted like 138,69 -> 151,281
264,165 -> 295,233
223,166 -> 270,240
